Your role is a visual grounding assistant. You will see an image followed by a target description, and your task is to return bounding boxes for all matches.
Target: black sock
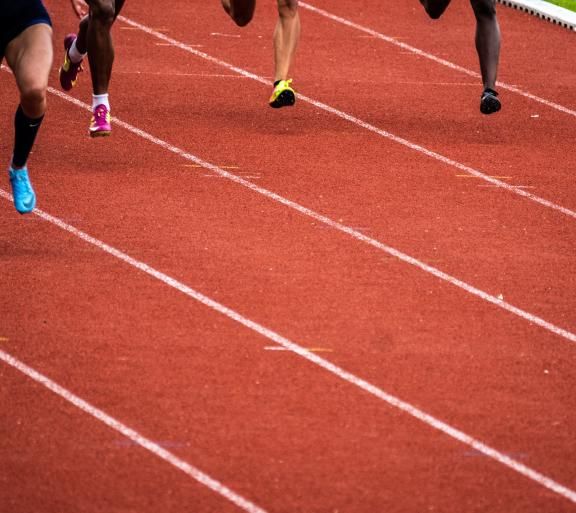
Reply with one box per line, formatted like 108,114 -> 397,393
12,105 -> 44,169
274,80 -> 281,87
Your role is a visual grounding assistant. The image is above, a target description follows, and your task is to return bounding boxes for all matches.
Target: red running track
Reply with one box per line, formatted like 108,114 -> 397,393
1,1 -> 575,512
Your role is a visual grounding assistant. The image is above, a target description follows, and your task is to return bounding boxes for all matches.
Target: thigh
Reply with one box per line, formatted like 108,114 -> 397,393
0,0 -> 52,62
5,23 -> 53,95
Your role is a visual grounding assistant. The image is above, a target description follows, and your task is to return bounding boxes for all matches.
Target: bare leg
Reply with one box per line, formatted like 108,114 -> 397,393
5,24 -> 53,119
83,0 -> 117,95
273,0 -> 300,81
5,23 -> 53,212
74,15 -> 90,54
471,0 -> 500,90
222,0 -> 256,26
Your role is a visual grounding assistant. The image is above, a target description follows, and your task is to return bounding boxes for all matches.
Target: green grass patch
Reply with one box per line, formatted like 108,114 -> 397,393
544,0 -> 576,12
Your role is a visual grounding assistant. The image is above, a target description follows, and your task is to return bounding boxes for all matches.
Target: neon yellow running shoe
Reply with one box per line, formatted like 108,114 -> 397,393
269,79 -> 296,108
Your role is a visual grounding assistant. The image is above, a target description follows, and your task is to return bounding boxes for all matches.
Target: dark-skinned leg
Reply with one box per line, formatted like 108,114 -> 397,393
471,0 -> 501,113
419,0 -> 452,19
85,0 -> 116,95
471,0 -> 500,90
222,0 -> 256,27
75,0 -> 125,59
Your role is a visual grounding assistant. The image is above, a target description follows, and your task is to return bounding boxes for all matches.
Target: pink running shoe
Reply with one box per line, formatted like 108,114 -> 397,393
59,33 -> 83,91
89,104 -> 112,137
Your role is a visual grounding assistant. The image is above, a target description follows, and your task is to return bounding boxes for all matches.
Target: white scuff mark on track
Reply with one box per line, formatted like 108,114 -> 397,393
116,16 -> 576,221
1,191 -> 576,505
155,43 -> 204,48
210,32 -> 241,38
0,349 -> 268,513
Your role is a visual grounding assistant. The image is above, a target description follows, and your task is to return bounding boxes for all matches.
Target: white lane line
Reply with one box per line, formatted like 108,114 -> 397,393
0,349 -> 267,513
116,16 -> 576,221
43,85 -> 576,346
299,2 -> 576,119
1,194 -> 575,505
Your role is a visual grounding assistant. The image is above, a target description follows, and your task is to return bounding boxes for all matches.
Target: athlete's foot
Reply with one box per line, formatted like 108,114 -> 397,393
59,34 -> 83,91
480,88 -> 501,115
89,104 -> 112,137
9,167 -> 36,214
269,79 -> 296,109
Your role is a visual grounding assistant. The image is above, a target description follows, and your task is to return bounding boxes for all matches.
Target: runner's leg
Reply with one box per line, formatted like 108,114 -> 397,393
471,0 -> 500,90
222,0 -> 256,27
273,0 -> 299,82
5,23 -> 53,166
419,0 -> 452,19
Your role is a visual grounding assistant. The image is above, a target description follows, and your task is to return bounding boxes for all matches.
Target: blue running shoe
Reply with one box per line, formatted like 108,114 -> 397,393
9,167 -> 36,214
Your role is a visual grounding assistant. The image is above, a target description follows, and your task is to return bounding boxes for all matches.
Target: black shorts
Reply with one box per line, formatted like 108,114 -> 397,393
0,0 -> 52,60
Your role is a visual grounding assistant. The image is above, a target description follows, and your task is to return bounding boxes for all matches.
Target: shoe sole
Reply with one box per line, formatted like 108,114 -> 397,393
480,96 -> 501,115
89,125 -> 112,138
270,90 -> 296,109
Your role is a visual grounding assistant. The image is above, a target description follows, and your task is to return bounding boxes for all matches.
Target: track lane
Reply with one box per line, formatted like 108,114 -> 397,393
1,2 -> 576,510
1,204 -> 575,512
0,364 -> 252,513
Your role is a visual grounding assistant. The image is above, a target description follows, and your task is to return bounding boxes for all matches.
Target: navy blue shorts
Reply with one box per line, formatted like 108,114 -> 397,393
0,0 -> 52,60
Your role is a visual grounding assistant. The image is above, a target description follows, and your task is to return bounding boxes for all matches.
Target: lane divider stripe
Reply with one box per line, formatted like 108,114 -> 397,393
1,191 -> 575,504
0,348 -> 267,513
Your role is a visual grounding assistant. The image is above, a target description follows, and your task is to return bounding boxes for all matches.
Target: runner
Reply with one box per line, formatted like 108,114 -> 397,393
1,0 -> 53,213
420,0 -> 502,114
59,0 -> 126,136
222,0 -> 300,108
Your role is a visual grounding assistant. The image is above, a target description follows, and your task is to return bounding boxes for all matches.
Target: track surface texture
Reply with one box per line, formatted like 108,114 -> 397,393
1,1 -> 575,512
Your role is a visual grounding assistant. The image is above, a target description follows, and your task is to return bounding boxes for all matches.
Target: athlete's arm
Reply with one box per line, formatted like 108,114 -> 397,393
70,0 -> 89,18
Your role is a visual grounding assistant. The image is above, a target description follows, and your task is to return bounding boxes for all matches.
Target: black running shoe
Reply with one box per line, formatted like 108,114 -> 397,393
480,88 -> 501,115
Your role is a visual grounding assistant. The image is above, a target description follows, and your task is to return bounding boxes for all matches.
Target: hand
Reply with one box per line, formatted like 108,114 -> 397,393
70,0 -> 89,18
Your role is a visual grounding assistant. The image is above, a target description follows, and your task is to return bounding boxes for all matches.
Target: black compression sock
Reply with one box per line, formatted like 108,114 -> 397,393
12,105 -> 44,169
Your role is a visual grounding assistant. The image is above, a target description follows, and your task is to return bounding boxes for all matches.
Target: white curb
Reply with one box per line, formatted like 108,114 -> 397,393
497,0 -> 576,31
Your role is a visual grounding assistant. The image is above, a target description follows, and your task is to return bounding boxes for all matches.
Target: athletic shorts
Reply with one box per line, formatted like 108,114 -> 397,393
0,0 -> 52,60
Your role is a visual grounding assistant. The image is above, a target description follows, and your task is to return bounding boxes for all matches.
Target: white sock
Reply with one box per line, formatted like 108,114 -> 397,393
92,94 -> 110,111
69,39 -> 86,64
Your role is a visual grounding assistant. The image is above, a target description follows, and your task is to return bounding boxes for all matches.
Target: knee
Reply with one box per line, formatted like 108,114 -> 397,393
20,85 -> 47,117
471,0 -> 496,19
277,0 -> 298,19
89,0 -> 116,25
